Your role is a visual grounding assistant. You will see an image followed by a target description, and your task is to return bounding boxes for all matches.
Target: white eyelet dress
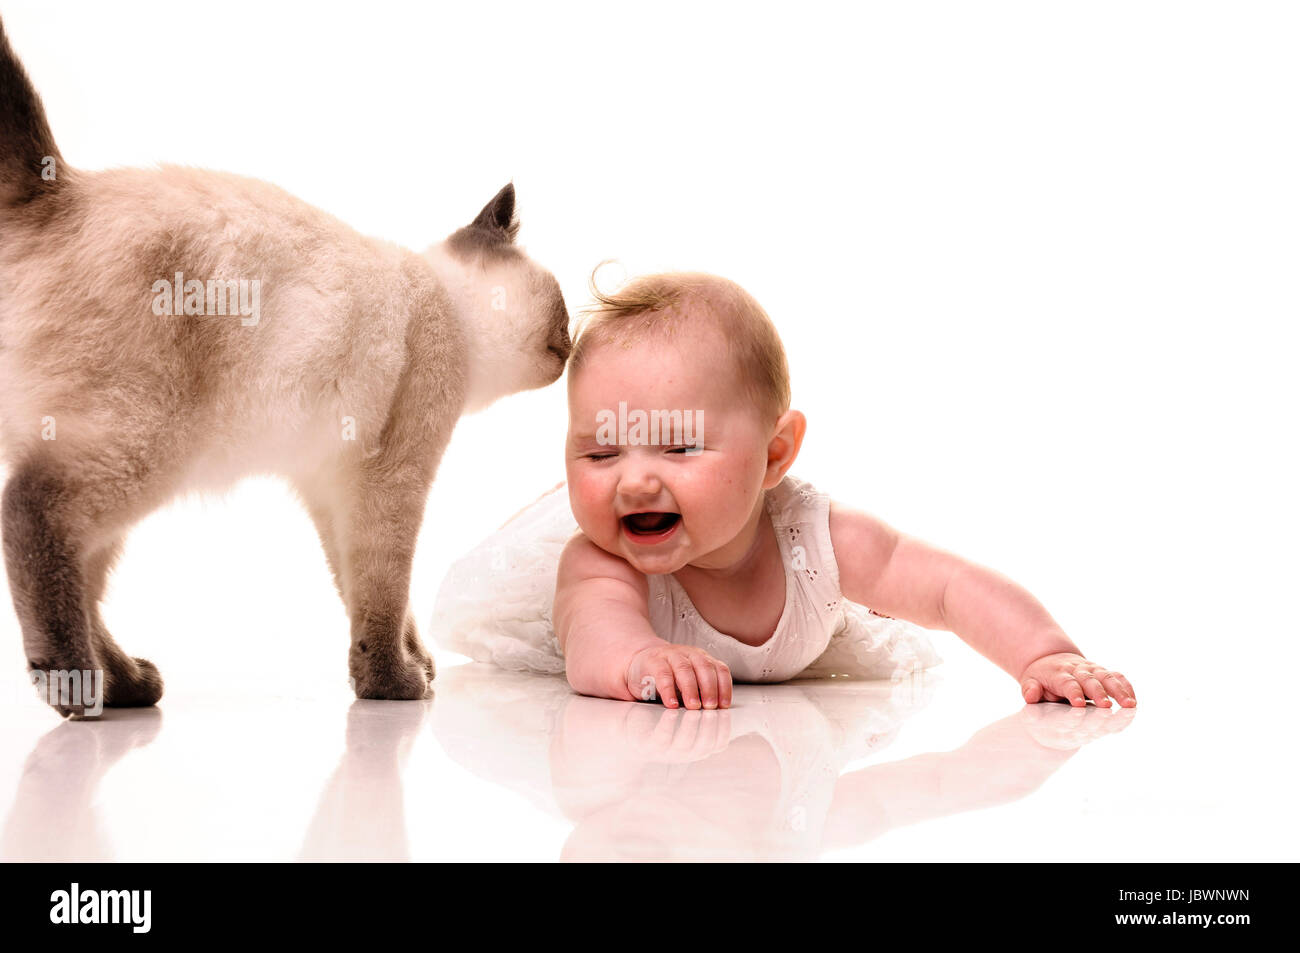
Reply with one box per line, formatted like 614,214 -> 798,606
430,476 -> 942,683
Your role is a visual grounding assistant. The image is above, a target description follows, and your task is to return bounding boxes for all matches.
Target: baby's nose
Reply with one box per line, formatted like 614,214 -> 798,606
616,459 -> 662,496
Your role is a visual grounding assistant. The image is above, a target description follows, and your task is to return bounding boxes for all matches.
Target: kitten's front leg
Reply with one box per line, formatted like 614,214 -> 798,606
302,479 -> 434,692
343,465 -> 435,700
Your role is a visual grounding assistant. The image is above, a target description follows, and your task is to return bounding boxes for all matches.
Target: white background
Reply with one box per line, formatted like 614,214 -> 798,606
0,1 -> 1296,860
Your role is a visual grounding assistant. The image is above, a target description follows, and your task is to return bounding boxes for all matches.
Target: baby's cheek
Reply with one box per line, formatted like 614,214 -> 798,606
569,485 -> 612,538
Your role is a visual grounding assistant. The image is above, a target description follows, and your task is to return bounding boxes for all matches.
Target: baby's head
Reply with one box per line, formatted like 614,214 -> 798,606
565,270 -> 806,575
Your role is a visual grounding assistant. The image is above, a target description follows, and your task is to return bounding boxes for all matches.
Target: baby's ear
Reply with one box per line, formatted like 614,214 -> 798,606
467,182 -> 519,243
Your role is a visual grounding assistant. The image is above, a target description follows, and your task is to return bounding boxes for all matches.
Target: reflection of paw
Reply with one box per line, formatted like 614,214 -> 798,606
1017,703 -> 1136,750
345,698 -> 432,766
25,707 -> 162,775
98,708 -> 164,755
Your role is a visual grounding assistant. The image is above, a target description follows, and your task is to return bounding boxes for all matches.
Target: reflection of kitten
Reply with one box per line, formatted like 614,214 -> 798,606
0,21 -> 571,717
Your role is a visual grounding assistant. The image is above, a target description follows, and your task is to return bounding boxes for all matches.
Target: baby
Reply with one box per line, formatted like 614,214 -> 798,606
434,271 -> 1136,712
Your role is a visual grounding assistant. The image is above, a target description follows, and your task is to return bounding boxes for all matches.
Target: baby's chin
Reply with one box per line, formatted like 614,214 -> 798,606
619,549 -> 689,576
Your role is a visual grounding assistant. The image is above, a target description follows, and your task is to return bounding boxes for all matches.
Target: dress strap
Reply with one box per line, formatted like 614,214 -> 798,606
766,475 -> 844,622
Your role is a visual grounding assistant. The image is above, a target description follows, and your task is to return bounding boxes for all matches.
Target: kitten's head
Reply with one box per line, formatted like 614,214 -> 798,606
424,183 -> 571,413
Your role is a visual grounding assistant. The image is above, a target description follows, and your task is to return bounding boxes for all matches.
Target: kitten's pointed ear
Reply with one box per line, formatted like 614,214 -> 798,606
468,182 -> 519,243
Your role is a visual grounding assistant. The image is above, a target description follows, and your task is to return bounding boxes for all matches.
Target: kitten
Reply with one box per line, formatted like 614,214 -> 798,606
0,20 -> 572,718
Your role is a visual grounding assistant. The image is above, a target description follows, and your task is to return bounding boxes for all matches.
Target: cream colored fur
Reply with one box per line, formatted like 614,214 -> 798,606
0,19 -> 570,717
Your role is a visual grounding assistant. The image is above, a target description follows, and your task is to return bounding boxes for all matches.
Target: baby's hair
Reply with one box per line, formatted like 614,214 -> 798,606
569,263 -> 791,425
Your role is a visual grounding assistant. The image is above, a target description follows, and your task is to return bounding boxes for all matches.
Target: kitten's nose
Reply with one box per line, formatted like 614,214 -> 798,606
548,329 -> 572,362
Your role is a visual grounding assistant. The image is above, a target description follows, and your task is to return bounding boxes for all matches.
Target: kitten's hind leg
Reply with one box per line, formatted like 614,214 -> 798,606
3,464 -> 103,718
84,539 -> 163,707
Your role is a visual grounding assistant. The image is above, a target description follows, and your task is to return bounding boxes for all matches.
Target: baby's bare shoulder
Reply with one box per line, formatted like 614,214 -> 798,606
828,499 -> 898,553
557,531 -> 649,596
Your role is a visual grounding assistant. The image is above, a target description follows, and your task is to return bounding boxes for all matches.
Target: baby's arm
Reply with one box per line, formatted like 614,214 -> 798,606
553,533 -> 732,709
828,503 -> 1136,708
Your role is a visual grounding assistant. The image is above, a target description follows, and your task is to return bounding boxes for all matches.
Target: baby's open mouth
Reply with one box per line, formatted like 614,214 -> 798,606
621,512 -> 681,535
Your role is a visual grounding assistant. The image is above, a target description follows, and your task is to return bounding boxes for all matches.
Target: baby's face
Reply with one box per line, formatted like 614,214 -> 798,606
566,328 -> 775,576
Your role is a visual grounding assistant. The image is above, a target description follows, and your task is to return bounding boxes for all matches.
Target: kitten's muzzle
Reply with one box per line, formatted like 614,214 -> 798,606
547,333 -> 572,363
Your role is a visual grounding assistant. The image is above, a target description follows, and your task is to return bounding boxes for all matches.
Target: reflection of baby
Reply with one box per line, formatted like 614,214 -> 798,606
429,663 -> 933,861
429,663 -> 1132,861
436,272 -> 1137,712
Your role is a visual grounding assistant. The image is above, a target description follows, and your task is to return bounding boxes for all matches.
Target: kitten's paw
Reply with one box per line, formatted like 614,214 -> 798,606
349,647 -> 433,701
59,702 -> 98,720
403,626 -> 437,682
27,657 -> 105,719
104,657 -> 164,708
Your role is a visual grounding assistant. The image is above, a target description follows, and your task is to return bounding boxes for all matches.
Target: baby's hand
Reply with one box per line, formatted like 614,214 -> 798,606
1019,652 -> 1136,709
627,644 -> 732,710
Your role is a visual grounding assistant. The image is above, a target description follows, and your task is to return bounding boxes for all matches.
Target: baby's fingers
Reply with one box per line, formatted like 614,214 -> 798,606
1034,670 -> 1086,707
1098,670 -> 1137,707
671,657 -> 702,710
1060,676 -> 1087,707
1077,673 -> 1113,708
692,657 -> 720,710
651,669 -> 680,709
715,661 -> 733,709
1022,678 -> 1045,704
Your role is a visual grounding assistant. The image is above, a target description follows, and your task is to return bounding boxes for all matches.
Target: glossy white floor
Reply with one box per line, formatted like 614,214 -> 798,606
0,628 -> 1292,863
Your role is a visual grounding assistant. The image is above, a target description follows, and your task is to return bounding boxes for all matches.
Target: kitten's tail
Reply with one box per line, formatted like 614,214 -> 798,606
0,16 -> 65,208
